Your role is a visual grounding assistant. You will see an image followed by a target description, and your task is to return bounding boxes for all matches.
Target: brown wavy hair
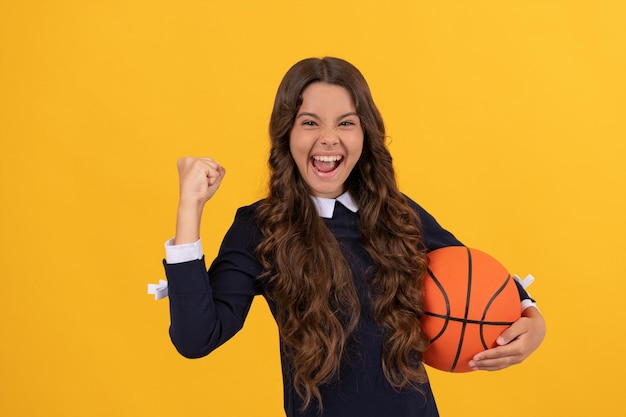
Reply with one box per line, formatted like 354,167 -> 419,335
255,57 -> 430,411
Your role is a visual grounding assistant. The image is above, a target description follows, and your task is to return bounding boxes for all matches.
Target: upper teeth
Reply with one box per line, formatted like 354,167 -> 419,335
313,155 -> 341,162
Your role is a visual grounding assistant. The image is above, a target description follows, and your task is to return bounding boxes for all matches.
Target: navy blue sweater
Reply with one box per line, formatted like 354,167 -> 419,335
164,197 -> 529,417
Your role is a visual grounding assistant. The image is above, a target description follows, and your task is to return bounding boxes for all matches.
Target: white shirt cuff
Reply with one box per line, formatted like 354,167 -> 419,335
521,299 -> 539,313
164,238 -> 204,264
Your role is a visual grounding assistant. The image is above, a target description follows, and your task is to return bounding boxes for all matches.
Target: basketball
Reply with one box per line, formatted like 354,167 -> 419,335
421,246 -> 521,373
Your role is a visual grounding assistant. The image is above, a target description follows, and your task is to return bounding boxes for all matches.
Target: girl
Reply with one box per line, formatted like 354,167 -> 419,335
163,57 -> 546,417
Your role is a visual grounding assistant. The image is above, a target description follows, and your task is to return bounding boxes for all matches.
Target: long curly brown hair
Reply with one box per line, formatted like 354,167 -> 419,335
255,57 -> 430,411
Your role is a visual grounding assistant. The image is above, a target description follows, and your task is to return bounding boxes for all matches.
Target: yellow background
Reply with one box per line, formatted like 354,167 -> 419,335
1,1 -> 625,416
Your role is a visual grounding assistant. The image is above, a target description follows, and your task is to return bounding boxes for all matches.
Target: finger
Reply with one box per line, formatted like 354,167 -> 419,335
178,157 -> 219,175
496,320 -> 528,346
472,342 -> 513,362
469,350 -> 520,371
198,157 -> 220,171
469,358 -> 512,371
216,164 -> 226,179
206,163 -> 226,186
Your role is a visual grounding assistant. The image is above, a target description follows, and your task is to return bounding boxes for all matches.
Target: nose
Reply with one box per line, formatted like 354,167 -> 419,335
319,126 -> 339,146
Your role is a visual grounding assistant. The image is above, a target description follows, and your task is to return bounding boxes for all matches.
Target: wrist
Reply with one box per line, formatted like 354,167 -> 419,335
174,202 -> 204,245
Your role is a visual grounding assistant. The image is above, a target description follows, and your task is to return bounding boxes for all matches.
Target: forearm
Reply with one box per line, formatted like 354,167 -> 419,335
165,258 -> 253,358
174,201 -> 204,245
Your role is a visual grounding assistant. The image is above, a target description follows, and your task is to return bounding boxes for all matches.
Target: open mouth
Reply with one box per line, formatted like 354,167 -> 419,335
312,155 -> 343,173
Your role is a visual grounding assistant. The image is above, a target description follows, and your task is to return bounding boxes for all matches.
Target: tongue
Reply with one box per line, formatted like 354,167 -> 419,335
313,159 -> 338,173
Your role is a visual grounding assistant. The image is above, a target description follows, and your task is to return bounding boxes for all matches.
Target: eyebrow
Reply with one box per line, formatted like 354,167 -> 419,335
296,111 -> 359,122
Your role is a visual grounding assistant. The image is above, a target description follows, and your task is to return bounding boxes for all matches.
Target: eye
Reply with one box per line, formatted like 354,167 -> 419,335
302,120 -> 317,126
339,120 -> 356,127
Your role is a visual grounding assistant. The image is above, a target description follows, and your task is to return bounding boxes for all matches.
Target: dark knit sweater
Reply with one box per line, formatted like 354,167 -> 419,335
164,197 -> 529,417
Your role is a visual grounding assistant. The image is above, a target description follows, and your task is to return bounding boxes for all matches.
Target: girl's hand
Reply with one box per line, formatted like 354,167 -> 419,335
174,157 -> 226,244
177,157 -> 226,205
468,306 -> 546,371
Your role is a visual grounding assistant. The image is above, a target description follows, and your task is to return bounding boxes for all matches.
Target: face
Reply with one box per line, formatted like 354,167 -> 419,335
289,82 -> 364,199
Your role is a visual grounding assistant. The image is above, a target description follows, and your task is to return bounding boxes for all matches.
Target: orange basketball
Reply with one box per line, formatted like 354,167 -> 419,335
421,246 -> 521,372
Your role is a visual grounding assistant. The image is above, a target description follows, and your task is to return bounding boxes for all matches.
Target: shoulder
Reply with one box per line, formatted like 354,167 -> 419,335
402,193 -> 421,211
233,199 -> 263,221
401,193 -> 433,220
223,200 -> 265,243
234,198 -> 264,213
401,193 -> 464,251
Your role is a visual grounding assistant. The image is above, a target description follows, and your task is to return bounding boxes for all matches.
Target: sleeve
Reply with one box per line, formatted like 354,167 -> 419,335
406,195 -> 534,303
164,205 -> 265,358
403,196 -> 463,251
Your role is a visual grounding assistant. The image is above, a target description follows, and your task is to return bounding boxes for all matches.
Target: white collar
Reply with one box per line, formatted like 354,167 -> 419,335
311,191 -> 359,219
